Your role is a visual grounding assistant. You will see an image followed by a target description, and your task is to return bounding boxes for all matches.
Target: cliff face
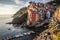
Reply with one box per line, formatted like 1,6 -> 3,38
11,7 -> 28,24
13,7 -> 28,18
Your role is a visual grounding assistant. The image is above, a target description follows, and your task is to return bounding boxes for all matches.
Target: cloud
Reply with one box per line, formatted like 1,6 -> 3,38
0,0 -> 29,15
0,0 -> 53,15
14,0 -> 21,4
0,0 -> 53,5
0,4 -> 20,15
41,0 -> 52,3
0,0 -> 16,5
0,0 -> 52,7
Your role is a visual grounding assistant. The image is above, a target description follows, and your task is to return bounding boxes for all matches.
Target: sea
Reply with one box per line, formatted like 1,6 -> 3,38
0,15 -> 36,40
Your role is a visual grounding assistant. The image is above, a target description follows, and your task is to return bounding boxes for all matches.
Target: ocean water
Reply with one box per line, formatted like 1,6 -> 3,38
0,15 -> 35,40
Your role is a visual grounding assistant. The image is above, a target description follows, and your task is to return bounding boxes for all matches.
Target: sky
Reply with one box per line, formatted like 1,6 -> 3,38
0,0 -> 52,15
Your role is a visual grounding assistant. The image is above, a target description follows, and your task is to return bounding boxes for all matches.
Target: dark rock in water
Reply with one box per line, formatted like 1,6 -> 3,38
8,28 -> 11,30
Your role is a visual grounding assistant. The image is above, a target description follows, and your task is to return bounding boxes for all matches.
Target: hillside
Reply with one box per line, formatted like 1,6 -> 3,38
13,7 -> 28,18
9,0 -> 60,25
